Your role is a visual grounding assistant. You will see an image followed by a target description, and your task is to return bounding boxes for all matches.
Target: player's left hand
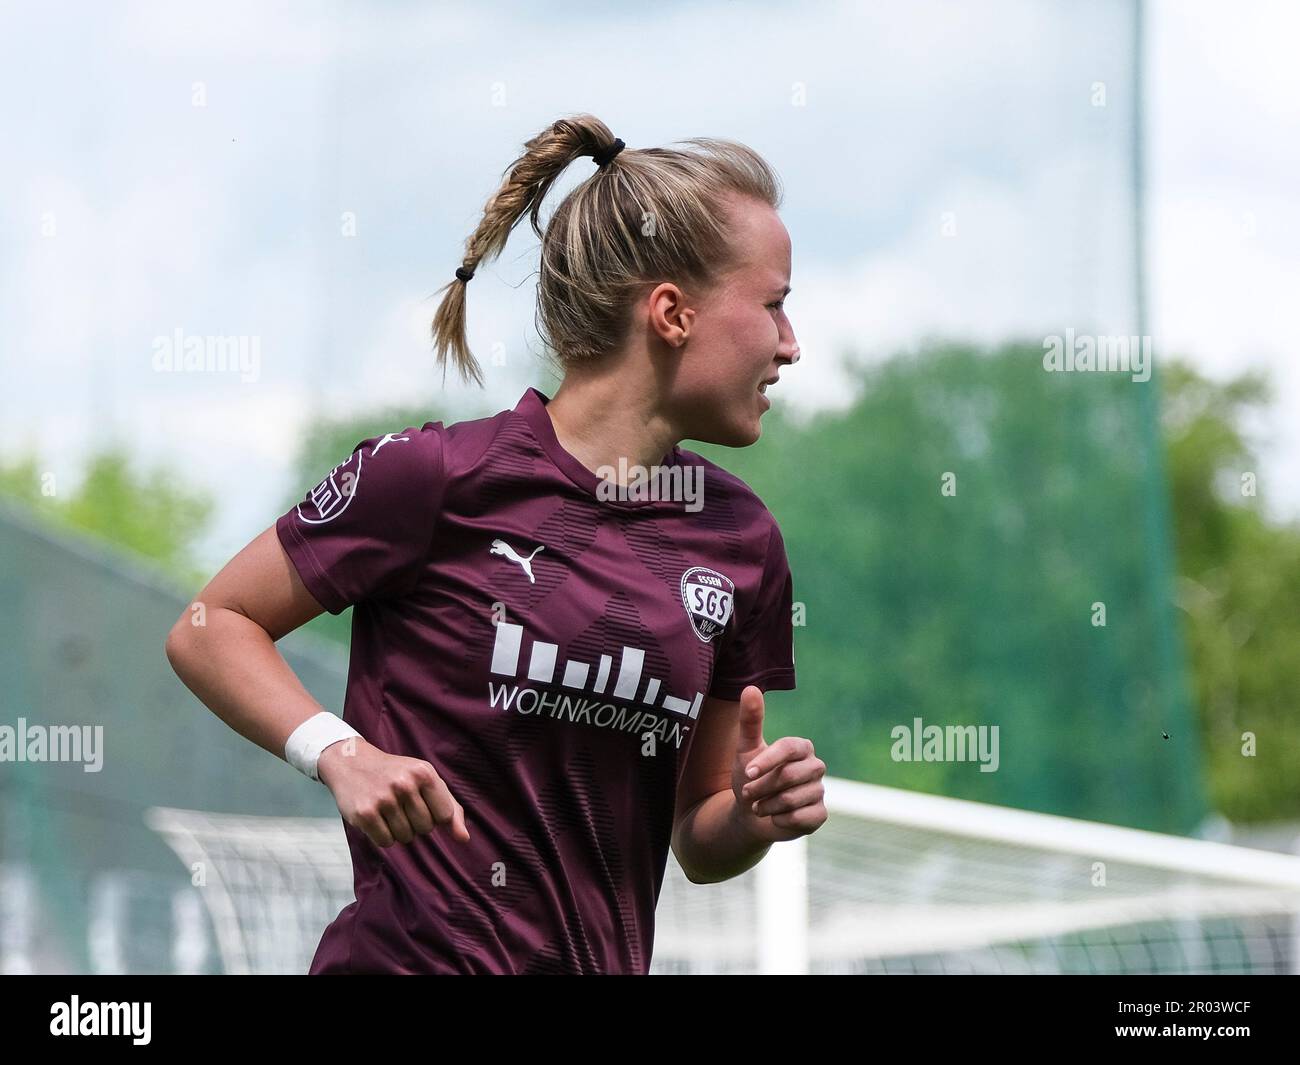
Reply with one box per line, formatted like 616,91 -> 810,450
732,684 -> 827,844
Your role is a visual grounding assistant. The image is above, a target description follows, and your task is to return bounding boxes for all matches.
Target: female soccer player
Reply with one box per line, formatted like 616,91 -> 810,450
165,114 -> 827,975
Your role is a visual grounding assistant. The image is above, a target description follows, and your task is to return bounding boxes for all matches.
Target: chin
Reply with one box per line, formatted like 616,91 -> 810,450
735,418 -> 763,446
681,396 -> 765,448
700,417 -> 762,448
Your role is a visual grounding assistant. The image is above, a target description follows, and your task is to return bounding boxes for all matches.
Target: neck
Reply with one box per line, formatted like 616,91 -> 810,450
544,370 -> 679,486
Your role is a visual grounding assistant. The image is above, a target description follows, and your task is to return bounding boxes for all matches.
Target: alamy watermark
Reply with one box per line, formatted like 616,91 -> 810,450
50,997 -> 150,1044
1042,329 -> 1151,382
891,716 -> 999,772
1,719 -> 103,772
151,328 -> 261,383
595,458 -> 704,512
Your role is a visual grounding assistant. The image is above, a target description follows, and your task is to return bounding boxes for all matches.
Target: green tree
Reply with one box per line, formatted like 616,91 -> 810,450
7,349 -> 1296,826
0,446 -> 212,587
695,342 -> 1206,832
1161,361 -> 1300,822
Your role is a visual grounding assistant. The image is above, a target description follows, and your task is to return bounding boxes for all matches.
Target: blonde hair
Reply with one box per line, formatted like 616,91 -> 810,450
430,113 -> 783,387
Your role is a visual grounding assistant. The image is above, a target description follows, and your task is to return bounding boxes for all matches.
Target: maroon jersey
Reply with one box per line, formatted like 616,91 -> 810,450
276,386 -> 796,974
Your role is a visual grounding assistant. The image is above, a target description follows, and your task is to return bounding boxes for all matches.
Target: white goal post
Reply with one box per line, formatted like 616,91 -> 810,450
145,777 -> 1300,975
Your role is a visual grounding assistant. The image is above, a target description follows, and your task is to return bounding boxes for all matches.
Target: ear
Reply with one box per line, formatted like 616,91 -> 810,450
647,281 -> 693,348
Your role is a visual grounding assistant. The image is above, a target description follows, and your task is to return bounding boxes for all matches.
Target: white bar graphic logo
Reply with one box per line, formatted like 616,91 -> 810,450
489,621 -> 703,719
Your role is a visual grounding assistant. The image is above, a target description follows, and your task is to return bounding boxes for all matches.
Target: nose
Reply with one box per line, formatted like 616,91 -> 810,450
776,319 -> 800,366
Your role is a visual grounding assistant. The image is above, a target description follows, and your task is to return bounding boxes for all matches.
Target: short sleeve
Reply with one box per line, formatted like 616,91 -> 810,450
708,520 -> 797,700
275,425 -> 445,615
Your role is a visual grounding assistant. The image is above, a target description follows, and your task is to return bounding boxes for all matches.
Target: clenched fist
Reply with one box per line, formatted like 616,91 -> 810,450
318,737 -> 471,848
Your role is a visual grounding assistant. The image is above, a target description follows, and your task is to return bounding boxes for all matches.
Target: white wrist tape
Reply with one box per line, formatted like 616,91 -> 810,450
285,711 -> 361,783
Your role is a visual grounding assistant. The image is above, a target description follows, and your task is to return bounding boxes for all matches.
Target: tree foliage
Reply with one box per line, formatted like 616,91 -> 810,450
3,349 -> 1295,824
0,446 -> 212,587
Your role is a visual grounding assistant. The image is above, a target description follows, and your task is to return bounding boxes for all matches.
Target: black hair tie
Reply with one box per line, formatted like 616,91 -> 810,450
455,266 -> 475,283
592,138 -> 625,168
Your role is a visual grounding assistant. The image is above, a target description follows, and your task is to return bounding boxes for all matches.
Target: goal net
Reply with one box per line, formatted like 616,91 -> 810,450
142,808 -> 354,977
145,779 -> 1300,975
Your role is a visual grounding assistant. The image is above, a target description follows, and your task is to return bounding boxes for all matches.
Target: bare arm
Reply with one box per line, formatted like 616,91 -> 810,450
164,525 -> 470,848
164,525 -> 329,761
671,693 -> 772,884
672,687 -> 827,883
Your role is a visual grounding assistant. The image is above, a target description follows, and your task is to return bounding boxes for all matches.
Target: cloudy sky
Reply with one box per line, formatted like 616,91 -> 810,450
2,0 -> 1296,570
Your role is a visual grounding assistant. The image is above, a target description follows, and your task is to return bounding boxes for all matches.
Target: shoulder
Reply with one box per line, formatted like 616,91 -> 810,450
435,405 -> 517,478
347,404 -> 517,488
287,404 -> 510,527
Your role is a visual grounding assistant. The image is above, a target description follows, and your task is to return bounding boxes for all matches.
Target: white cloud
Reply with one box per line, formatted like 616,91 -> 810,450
3,0 -> 1299,558
1150,0 -> 1300,522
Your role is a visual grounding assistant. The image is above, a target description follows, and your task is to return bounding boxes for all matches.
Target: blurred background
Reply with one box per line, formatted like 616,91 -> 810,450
2,0 -> 1298,974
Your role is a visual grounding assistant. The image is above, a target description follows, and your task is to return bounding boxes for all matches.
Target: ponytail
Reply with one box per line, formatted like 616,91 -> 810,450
431,113 -> 781,387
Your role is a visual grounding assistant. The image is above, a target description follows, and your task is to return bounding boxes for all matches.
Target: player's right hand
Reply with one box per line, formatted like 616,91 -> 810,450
317,737 -> 471,847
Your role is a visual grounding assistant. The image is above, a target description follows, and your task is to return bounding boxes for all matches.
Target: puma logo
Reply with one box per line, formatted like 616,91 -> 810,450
490,539 -> 545,583
371,432 -> 409,455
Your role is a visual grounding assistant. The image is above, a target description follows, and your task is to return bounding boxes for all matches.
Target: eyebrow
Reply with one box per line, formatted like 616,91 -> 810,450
775,285 -> 791,297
